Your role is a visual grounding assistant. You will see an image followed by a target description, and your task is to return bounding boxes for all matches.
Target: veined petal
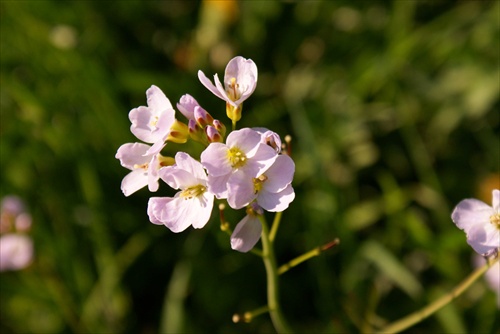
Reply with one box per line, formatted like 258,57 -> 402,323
150,196 -> 192,233
191,193 -> 214,229
121,170 -> 148,197
174,152 -> 207,181
159,167 -> 199,190
226,128 -> 262,157
201,143 -> 232,177
227,171 -> 256,209
243,144 -> 277,177
262,155 -> 295,193
258,184 -> 295,212
230,214 -> 262,253
116,143 -> 151,169
207,173 -> 231,199
146,85 -> 172,111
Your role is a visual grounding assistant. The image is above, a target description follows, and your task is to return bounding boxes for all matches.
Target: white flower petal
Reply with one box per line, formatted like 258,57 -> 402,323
191,193 -> 214,229
230,214 -> 262,253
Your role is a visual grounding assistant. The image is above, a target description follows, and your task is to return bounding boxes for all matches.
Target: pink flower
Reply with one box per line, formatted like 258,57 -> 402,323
148,152 -> 214,233
231,206 -> 263,253
0,234 -> 33,272
129,85 -> 175,146
198,56 -> 258,108
227,154 -> 295,211
115,142 -> 168,196
200,128 -> 277,205
452,189 -> 500,256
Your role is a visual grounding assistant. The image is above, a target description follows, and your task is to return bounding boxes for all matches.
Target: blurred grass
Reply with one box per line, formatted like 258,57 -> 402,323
1,1 -> 499,333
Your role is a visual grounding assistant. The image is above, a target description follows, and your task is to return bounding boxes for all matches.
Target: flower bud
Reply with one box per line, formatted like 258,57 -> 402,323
166,119 -> 189,144
206,126 -> 222,143
213,119 -> 226,137
194,106 -> 214,128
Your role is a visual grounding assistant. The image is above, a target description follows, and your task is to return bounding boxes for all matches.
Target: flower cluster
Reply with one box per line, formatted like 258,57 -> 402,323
0,195 -> 34,272
116,56 -> 295,252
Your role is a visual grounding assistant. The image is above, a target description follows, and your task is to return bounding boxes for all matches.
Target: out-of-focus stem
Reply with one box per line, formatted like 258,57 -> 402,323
377,254 -> 499,334
278,238 -> 339,275
259,215 -> 293,333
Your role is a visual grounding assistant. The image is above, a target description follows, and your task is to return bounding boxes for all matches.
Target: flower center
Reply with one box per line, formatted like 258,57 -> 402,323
133,162 -> 149,171
149,115 -> 159,130
180,185 -> 206,200
227,147 -> 247,168
227,77 -> 240,101
253,174 -> 268,194
490,213 -> 500,229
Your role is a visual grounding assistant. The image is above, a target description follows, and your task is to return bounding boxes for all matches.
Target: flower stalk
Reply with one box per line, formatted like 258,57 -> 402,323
259,214 -> 293,333
376,253 -> 499,334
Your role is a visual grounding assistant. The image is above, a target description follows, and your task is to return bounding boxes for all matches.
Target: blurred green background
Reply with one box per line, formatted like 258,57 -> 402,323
1,1 -> 499,333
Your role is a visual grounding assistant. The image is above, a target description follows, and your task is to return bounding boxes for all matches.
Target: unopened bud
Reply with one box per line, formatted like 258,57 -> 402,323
194,106 -> 214,128
213,119 -> 226,137
206,125 -> 222,143
166,119 -> 189,144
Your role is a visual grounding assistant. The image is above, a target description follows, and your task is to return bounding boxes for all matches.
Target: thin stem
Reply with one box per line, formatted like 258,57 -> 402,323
269,211 -> 283,242
278,238 -> 340,275
377,254 -> 499,334
259,215 -> 294,333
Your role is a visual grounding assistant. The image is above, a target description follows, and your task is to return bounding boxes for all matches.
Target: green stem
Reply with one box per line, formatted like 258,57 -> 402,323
377,254 -> 499,334
278,238 -> 339,275
269,211 -> 282,242
259,215 -> 294,333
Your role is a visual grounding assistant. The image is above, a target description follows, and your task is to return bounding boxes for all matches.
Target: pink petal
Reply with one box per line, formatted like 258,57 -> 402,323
452,199 -> 493,231
198,70 -> 226,101
201,143 -> 232,177
147,85 -> 172,112
207,173 -> 231,199
0,234 -> 33,271
262,155 -> 295,193
116,143 -> 151,170
258,184 -> 295,212
174,152 -> 207,181
243,144 -> 277,178
159,167 -> 199,190
493,189 -> 499,212
231,214 -> 262,253
121,170 -> 148,197
191,193 -> 214,229
227,171 -> 257,209
176,94 -> 199,120
226,128 -> 262,157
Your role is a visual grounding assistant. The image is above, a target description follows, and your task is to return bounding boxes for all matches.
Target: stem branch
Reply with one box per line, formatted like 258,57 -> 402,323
377,254 -> 499,334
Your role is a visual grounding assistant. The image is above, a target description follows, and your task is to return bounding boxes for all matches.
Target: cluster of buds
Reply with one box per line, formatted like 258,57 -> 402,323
116,56 -> 295,252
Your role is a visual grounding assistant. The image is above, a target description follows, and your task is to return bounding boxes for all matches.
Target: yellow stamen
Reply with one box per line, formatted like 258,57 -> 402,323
490,213 -> 500,229
227,147 -> 247,168
179,185 -> 206,200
